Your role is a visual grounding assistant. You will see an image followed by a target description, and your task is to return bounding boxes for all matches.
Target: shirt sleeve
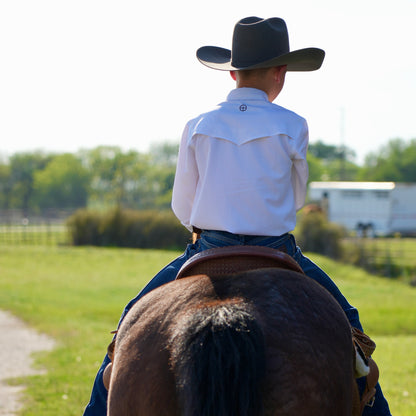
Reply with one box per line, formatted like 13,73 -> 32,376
171,121 -> 199,232
291,120 -> 309,211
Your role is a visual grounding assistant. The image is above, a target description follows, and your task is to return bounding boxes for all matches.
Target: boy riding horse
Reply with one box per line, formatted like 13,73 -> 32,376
83,16 -> 391,415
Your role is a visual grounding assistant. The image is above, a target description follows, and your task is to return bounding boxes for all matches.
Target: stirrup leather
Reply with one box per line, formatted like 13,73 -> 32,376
352,328 -> 379,412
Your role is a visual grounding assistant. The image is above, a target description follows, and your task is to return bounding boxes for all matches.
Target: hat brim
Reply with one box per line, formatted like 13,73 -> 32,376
197,46 -> 325,72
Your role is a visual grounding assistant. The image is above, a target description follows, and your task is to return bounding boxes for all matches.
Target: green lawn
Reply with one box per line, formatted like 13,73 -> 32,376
0,246 -> 415,415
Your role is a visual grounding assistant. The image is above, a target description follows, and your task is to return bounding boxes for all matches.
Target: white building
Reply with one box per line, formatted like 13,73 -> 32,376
308,181 -> 416,236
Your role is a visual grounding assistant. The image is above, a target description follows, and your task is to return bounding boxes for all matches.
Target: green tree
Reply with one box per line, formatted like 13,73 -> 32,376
147,142 -> 178,208
306,153 -> 326,182
307,141 -> 360,181
148,141 -> 179,168
358,138 -> 416,182
114,151 -> 153,209
81,146 -> 151,209
322,158 -> 361,181
80,144 -> 178,210
33,153 -> 90,210
8,152 -> 52,214
0,161 -> 11,210
309,140 -> 356,162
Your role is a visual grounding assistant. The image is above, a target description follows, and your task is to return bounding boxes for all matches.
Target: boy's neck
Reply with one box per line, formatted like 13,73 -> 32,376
232,66 -> 286,102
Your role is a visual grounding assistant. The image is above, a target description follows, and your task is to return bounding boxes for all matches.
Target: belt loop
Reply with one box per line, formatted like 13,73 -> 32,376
287,234 -> 296,256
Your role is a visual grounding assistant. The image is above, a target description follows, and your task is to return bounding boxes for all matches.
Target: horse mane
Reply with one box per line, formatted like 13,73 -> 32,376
169,299 -> 266,416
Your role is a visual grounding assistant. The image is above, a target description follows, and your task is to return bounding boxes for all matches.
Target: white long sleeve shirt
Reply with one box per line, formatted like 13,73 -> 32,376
171,87 -> 309,236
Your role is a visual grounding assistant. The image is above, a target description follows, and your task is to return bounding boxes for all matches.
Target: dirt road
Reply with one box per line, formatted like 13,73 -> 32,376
0,310 -> 55,416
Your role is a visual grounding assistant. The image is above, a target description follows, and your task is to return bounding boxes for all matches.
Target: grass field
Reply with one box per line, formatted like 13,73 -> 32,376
0,245 -> 415,415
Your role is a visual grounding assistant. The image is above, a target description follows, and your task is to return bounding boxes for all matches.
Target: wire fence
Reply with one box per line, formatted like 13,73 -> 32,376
0,209 -> 72,246
344,237 -> 416,283
0,224 -> 69,246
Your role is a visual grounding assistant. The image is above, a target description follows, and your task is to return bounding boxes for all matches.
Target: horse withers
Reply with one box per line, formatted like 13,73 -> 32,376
106,250 -> 359,415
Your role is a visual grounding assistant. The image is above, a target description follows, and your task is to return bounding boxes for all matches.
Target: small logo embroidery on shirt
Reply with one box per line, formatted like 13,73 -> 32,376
239,104 -> 247,112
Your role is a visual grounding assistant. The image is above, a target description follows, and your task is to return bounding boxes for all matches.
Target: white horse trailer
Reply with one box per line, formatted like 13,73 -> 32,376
308,181 -> 416,236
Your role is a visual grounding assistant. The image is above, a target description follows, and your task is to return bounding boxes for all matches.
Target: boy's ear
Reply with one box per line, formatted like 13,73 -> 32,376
230,71 -> 237,81
275,65 -> 287,83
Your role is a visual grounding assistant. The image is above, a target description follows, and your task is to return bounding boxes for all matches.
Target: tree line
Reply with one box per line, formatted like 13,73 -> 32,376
0,138 -> 415,215
307,137 -> 416,183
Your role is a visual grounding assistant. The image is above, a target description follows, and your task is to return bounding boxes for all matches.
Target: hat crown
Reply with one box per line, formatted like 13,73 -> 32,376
231,17 -> 290,68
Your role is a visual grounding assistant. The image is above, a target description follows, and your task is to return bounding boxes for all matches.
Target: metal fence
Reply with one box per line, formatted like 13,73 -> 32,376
0,209 -> 73,246
345,237 -> 416,283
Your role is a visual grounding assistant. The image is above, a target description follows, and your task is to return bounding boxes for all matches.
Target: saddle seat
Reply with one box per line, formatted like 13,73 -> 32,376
176,245 -> 304,279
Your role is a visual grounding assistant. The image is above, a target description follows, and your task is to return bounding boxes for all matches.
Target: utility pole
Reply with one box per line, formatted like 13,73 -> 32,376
339,107 -> 346,180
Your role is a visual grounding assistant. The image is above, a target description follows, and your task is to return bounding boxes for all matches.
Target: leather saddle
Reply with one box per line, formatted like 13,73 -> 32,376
176,245 -> 304,279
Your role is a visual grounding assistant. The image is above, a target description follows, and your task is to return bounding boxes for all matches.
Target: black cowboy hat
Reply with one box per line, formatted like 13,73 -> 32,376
197,16 -> 325,71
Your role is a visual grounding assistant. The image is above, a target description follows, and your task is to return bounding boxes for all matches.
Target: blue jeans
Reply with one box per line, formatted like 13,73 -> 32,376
83,231 -> 391,415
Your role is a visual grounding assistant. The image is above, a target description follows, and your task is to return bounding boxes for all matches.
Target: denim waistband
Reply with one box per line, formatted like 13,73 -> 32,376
199,230 -> 296,256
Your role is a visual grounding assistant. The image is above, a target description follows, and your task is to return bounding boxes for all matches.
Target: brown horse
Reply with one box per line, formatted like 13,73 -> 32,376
106,260 -> 360,415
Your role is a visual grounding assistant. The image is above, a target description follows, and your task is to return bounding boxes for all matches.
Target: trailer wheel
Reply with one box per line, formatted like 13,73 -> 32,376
366,223 -> 375,238
356,223 -> 374,238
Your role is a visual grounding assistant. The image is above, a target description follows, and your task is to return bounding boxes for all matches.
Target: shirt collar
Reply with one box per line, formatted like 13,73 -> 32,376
226,88 -> 269,103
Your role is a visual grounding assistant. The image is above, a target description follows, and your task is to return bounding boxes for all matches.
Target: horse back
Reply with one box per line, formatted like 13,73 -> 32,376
108,268 -> 356,416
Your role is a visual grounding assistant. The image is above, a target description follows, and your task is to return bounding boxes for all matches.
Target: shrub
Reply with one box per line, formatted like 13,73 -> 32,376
295,210 -> 346,260
66,208 -> 190,250
66,208 -> 102,246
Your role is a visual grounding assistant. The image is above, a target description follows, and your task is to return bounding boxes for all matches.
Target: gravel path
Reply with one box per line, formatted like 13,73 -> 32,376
0,310 -> 55,416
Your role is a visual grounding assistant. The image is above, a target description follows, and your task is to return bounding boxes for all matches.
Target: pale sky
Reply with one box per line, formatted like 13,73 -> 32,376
1,0 -> 415,164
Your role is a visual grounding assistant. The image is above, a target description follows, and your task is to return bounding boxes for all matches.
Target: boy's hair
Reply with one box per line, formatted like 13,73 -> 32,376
236,67 -> 272,80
